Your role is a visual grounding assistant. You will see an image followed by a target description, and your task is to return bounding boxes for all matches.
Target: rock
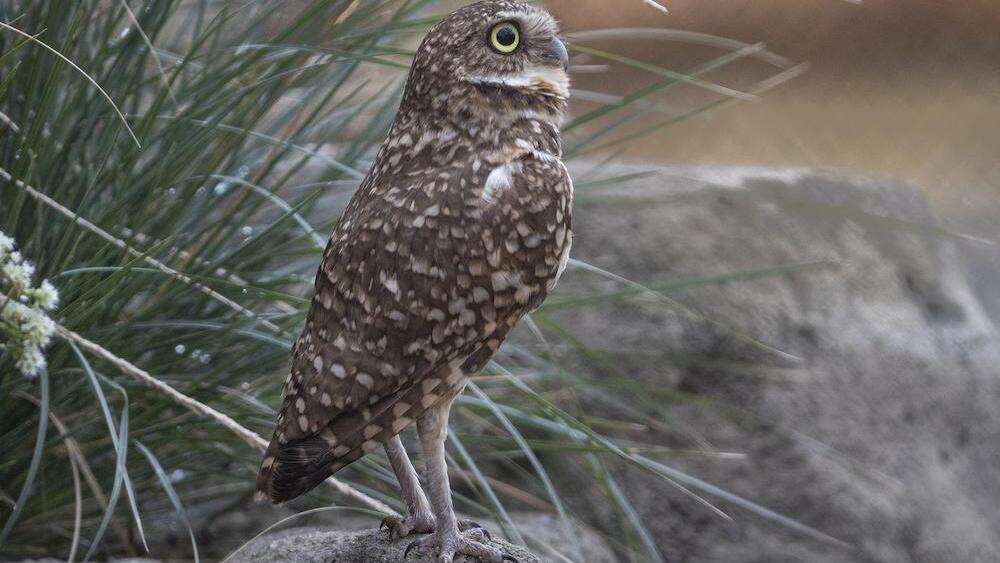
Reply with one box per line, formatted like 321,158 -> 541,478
12,560 -> 159,563
223,509 -> 615,563
231,527 -> 540,563
546,165 -> 1000,562
137,455 -> 613,561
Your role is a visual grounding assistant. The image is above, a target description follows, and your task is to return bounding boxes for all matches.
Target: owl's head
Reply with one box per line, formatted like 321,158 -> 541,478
402,1 -> 570,125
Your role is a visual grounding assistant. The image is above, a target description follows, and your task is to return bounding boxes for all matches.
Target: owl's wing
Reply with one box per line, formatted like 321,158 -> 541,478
257,150 -> 571,502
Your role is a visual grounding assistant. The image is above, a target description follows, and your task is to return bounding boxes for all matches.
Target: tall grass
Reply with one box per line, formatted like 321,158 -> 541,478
0,1 -> 827,561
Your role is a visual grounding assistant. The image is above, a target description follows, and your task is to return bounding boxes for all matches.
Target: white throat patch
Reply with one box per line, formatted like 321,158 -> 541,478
467,66 -> 570,100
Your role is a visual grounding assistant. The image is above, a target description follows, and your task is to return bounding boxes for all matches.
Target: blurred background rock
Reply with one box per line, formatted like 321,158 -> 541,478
548,0 -> 1000,319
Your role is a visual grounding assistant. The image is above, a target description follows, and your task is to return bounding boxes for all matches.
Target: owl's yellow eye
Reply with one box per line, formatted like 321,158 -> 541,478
489,22 -> 520,54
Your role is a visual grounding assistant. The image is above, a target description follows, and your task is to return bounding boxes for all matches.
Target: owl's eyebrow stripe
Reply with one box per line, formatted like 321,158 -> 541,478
493,11 -> 556,35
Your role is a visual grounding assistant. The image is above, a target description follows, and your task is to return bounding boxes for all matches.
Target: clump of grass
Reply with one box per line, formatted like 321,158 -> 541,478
0,1 -> 835,561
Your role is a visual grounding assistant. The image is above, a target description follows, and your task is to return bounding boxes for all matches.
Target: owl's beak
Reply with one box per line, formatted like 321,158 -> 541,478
546,37 -> 570,71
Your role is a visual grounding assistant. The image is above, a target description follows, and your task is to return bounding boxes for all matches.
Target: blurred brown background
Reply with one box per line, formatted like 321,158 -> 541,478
552,0 -> 999,224
547,0 -> 1000,311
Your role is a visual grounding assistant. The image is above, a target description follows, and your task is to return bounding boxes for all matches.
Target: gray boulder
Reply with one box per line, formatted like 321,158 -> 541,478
231,527 -> 539,563
545,165 -> 1000,562
226,509 -> 617,563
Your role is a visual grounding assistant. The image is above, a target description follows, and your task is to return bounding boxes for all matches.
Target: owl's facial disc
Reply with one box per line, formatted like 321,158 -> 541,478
462,9 -> 571,109
402,2 -> 570,124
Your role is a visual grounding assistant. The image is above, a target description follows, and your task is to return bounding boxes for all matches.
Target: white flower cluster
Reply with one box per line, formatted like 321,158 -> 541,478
1,231 -> 60,377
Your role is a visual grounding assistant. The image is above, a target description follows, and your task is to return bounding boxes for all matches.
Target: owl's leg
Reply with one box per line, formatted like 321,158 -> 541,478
381,434 -> 435,539
406,397 -> 517,563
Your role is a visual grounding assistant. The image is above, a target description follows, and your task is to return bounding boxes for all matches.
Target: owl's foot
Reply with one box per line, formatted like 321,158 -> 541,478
458,519 -> 491,539
404,526 -> 517,563
381,515 -> 487,540
380,511 -> 435,540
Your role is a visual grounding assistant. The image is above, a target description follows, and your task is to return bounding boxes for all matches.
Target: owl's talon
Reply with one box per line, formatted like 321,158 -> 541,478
458,519 -> 484,531
457,519 -> 492,541
403,526 -> 515,563
382,512 -> 435,540
404,539 -> 422,559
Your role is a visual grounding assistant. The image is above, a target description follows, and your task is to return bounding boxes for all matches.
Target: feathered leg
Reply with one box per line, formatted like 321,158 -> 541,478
381,434 -> 435,538
405,397 -> 516,563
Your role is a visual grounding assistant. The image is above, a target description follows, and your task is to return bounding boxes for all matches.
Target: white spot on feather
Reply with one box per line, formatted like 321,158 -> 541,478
550,235 -> 573,289
331,363 -> 347,379
356,372 -> 375,389
446,368 -> 465,385
392,417 -> 412,433
483,163 -> 520,203
382,276 -> 400,296
491,270 -> 522,291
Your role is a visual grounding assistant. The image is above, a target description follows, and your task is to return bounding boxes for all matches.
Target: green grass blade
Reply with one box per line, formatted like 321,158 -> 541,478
565,258 -> 803,363
0,21 -> 140,146
446,433 -> 524,543
134,441 -> 200,563
83,393 -> 130,562
602,466 -> 667,563
67,341 -> 146,560
467,382 -> 576,559
0,369 -> 48,548
634,455 -> 853,550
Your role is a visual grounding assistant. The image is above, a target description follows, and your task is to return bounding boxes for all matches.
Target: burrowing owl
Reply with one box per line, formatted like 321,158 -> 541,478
256,1 -> 570,561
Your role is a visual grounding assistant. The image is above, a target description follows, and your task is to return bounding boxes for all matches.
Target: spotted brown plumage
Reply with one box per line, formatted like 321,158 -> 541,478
256,2 -> 570,561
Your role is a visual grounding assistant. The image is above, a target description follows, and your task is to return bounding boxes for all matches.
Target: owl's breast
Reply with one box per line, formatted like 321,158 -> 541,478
313,133 -> 573,378
464,149 -> 572,314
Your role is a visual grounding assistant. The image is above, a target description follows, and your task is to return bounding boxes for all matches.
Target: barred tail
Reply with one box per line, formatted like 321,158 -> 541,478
254,438 -> 283,503
258,368 -> 463,504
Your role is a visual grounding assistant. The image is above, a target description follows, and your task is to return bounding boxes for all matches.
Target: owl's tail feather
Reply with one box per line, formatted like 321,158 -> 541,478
263,411 -> 369,504
254,440 -> 279,502
265,438 -> 362,504
260,373 -> 456,504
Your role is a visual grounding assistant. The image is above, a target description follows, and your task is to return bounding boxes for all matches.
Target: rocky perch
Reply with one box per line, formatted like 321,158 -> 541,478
227,510 -> 618,562
232,527 -> 540,563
